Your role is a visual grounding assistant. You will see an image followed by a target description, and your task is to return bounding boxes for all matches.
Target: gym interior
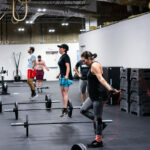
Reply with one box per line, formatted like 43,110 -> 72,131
0,0 -> 150,150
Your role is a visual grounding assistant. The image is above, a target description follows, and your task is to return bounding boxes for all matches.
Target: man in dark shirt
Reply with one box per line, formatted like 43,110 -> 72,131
74,60 -> 90,104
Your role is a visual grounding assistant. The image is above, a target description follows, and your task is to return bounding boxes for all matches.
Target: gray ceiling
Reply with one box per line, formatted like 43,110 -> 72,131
0,0 -> 150,25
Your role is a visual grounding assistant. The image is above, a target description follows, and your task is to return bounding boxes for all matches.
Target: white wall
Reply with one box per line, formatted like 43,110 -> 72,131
79,13 -> 150,68
0,43 -> 79,81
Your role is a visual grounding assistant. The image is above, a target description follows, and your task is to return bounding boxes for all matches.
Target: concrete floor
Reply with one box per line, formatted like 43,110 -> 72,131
0,81 -> 150,150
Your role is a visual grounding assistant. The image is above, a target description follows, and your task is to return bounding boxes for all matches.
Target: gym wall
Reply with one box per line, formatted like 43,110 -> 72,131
0,23 -> 80,44
0,43 -> 79,81
79,12 -> 150,68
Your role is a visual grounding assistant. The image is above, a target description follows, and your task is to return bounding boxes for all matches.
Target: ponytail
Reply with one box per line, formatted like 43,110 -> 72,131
81,51 -> 97,60
91,53 -> 97,59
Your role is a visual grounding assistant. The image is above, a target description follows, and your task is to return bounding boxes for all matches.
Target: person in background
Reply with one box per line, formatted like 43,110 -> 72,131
27,47 -> 37,99
36,55 -> 49,93
74,59 -> 90,105
56,44 -> 73,117
80,51 -> 120,148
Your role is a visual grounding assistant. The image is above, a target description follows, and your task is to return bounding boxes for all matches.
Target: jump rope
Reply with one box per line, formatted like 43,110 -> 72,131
103,89 -> 121,143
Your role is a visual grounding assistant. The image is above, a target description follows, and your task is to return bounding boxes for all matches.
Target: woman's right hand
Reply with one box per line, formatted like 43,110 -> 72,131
56,74 -> 60,79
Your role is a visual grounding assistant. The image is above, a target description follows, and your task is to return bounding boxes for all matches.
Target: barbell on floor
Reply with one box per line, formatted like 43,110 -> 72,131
11,114 -> 113,137
41,86 -> 49,89
4,101 -> 80,120
71,143 -> 87,150
0,95 -> 60,113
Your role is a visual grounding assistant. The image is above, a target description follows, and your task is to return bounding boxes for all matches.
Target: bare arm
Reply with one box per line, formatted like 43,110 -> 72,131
91,62 -> 112,91
32,60 -> 36,69
56,73 -> 60,79
74,67 -> 81,78
43,61 -> 49,71
65,63 -> 70,79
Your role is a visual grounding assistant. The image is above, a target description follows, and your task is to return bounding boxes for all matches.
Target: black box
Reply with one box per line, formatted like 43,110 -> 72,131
130,79 -> 150,94
130,92 -> 150,104
130,102 -> 150,116
130,68 -> 150,80
120,99 -> 130,113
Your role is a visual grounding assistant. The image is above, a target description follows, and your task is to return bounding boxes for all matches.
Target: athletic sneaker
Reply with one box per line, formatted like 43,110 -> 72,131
37,88 -> 40,93
87,140 -> 103,148
30,93 -> 38,100
60,108 -> 68,117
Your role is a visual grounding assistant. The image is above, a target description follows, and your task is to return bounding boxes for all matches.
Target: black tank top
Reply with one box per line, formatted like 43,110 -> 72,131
87,66 -> 105,101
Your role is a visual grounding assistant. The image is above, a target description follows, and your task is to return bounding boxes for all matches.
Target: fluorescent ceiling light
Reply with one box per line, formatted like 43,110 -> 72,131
37,8 -> 42,12
18,28 -> 25,32
80,29 -> 86,32
61,22 -> 69,26
26,20 -> 33,24
48,29 -> 55,33
37,8 -> 47,12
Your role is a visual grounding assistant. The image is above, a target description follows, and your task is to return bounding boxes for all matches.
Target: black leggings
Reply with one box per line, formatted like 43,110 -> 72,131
80,97 -> 103,135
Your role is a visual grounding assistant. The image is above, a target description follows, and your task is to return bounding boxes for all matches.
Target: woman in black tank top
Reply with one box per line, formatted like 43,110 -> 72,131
80,51 -> 120,148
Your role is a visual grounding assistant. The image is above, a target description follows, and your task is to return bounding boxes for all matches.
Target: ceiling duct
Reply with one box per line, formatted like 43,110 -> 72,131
26,6 -> 99,23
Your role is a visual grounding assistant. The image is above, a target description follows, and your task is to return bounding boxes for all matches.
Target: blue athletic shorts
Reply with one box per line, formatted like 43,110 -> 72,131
59,78 -> 73,87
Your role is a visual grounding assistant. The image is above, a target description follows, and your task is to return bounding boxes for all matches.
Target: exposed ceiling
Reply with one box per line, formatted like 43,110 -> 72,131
0,0 -> 150,25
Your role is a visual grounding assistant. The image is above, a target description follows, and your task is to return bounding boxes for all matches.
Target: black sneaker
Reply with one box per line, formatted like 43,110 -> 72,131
68,108 -> 73,118
30,91 -> 38,100
32,92 -> 36,97
60,108 -> 68,117
87,140 -> 103,148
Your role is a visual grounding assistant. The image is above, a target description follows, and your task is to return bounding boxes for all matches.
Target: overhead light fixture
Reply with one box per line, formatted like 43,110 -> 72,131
26,20 -> 33,24
61,22 -> 69,26
26,21 -> 29,24
18,28 -> 25,32
48,29 -> 55,33
37,8 -> 47,12
37,8 -> 42,12
80,29 -> 86,32
43,9 -> 47,12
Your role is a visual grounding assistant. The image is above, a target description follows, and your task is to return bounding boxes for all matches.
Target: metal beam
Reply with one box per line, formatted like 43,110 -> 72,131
29,1 -> 88,5
96,0 -> 148,6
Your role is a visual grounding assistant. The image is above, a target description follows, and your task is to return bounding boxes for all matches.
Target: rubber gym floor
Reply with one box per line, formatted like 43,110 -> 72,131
0,81 -> 150,150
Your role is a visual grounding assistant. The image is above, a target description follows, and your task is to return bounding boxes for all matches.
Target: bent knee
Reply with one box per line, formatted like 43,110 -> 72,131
80,109 -> 86,115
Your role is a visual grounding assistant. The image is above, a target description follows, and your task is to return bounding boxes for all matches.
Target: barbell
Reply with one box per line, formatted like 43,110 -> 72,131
11,114 -> 113,137
4,101 -> 80,120
71,143 -> 87,150
0,95 -> 60,113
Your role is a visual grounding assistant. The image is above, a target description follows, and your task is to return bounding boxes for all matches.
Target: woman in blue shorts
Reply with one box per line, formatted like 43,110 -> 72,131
57,44 -> 73,117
